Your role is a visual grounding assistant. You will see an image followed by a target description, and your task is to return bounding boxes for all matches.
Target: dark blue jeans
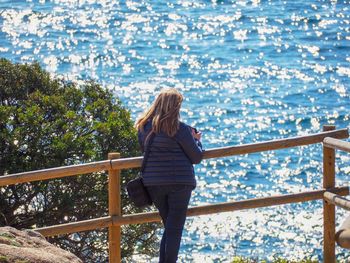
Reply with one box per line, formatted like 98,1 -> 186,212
147,184 -> 193,263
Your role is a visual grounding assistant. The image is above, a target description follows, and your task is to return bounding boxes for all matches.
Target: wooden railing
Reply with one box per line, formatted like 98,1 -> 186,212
322,136 -> 350,253
0,125 -> 349,263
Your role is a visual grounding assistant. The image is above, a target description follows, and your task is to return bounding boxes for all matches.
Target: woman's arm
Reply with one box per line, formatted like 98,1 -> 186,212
176,124 -> 204,164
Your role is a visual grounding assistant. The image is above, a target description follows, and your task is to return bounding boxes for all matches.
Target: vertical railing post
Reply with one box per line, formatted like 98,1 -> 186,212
323,125 -> 336,263
108,152 -> 121,263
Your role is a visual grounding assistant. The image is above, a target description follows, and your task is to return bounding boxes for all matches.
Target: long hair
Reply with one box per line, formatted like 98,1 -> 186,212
136,88 -> 183,137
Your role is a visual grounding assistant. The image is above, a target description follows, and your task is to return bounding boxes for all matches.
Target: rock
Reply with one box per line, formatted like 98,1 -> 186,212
0,226 -> 82,263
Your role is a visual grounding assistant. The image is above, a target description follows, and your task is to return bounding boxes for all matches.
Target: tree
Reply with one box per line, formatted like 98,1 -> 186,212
0,58 -> 159,262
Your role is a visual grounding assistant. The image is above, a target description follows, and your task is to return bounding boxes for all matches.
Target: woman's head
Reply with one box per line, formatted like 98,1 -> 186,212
136,88 -> 183,137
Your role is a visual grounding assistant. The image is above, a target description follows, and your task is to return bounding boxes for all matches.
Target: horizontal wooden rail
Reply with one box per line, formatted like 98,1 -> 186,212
323,137 -> 350,153
110,128 -> 349,170
0,160 -> 111,187
35,216 -> 112,237
0,128 -> 348,187
35,186 -> 349,237
200,128 -> 349,160
324,191 -> 350,211
113,187 -> 349,226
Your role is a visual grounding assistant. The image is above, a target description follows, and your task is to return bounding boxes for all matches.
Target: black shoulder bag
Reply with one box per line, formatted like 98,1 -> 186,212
126,133 -> 154,208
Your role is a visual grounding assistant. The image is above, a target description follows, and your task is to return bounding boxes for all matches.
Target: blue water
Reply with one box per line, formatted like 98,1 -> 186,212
1,0 -> 350,262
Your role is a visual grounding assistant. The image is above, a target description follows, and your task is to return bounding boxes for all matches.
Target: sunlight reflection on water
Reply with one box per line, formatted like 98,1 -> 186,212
1,0 -> 350,261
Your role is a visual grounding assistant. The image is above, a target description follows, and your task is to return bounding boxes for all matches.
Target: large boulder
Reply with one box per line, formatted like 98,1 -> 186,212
0,227 -> 82,263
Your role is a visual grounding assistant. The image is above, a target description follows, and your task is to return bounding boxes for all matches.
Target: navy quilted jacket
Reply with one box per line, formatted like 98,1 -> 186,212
138,120 -> 203,187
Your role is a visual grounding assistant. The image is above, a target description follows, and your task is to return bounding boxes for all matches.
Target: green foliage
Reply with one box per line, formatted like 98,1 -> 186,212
0,233 -> 14,239
0,58 -> 159,262
272,259 -> 318,263
0,234 -> 21,247
0,256 -> 29,263
231,257 -> 254,263
10,240 -> 21,247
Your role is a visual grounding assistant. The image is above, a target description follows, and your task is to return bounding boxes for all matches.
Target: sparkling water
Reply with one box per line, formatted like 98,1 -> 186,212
1,0 -> 350,262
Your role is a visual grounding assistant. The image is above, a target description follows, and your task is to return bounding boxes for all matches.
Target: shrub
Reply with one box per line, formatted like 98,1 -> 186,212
0,58 -> 158,262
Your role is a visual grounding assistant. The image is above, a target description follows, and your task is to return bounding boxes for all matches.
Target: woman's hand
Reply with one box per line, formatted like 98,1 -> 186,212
191,128 -> 202,141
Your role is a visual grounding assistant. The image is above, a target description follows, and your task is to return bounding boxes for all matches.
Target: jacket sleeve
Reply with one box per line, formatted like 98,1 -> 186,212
138,130 -> 144,153
176,125 -> 204,164
195,139 -> 203,150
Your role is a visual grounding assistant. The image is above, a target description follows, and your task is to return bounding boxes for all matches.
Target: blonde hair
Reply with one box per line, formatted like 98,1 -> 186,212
136,88 -> 183,137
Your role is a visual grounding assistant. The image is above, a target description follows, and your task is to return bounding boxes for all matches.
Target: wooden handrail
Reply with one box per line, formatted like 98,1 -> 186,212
1,128 -> 348,187
35,186 -> 349,236
110,128 -> 349,170
1,126 -> 349,263
201,128 -> 349,160
323,125 -> 336,262
323,137 -> 350,153
324,192 -> 350,211
35,216 -> 112,237
108,153 -> 121,262
0,160 -> 111,187
113,187 -> 349,226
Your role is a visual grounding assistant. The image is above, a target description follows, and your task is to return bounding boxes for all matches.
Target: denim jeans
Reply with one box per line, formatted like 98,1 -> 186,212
147,184 -> 193,263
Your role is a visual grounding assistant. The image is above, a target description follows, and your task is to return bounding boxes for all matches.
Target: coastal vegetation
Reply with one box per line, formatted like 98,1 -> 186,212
0,59 -> 158,262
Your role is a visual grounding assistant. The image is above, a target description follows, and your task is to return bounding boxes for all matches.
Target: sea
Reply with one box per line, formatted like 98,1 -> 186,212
0,0 -> 350,262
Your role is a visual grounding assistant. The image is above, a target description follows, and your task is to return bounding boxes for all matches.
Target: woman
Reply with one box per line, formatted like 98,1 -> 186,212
136,88 -> 203,263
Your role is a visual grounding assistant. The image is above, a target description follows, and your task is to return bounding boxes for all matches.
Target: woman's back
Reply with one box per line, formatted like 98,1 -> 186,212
138,120 -> 202,187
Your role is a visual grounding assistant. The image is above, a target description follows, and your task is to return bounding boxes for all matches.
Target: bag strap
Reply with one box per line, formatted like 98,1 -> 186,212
141,132 -> 155,173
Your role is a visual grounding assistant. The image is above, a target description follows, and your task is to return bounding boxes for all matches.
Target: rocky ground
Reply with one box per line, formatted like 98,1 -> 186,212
0,226 -> 82,263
